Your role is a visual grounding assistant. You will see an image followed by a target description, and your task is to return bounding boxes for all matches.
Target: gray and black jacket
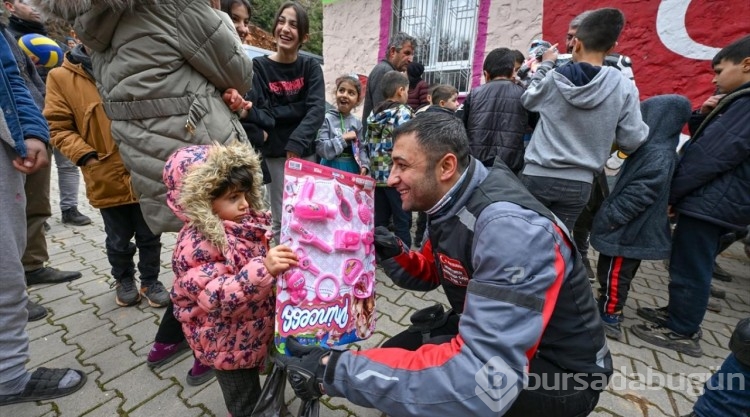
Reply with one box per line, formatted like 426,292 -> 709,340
324,159 -> 612,416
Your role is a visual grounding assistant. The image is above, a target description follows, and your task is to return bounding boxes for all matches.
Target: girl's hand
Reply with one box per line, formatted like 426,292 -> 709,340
222,88 -> 253,112
359,167 -> 368,176
342,131 -> 357,142
286,151 -> 299,159
264,245 -> 298,276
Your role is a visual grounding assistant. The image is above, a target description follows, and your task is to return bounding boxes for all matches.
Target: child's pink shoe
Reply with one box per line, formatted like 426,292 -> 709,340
146,340 -> 189,368
186,358 -> 215,386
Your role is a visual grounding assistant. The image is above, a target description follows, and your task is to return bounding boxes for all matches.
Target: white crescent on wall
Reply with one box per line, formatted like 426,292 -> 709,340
656,0 -> 722,60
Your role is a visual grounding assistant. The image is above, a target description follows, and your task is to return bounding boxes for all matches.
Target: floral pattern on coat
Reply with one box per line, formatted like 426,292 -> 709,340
164,143 -> 273,371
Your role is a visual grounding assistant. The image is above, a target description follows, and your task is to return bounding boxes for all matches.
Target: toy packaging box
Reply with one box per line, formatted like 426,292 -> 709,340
275,158 -> 377,353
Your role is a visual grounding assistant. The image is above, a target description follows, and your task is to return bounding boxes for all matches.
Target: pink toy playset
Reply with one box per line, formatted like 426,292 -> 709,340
275,158 -> 377,352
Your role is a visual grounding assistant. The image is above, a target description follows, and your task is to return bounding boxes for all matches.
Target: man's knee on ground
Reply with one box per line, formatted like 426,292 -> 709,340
729,318 -> 750,369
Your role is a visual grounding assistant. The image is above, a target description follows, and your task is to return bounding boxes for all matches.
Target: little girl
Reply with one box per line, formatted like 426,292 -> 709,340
316,75 -> 368,174
164,142 -> 297,416
251,1 -> 326,241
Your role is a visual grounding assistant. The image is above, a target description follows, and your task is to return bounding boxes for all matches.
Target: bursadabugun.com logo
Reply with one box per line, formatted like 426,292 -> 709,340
475,357 -> 745,409
474,356 -> 521,412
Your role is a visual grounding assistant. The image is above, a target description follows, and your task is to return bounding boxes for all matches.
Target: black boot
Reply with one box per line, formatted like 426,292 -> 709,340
61,207 -> 92,226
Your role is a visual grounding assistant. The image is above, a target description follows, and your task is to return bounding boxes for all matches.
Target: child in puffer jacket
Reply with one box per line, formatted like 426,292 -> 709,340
164,142 -> 298,416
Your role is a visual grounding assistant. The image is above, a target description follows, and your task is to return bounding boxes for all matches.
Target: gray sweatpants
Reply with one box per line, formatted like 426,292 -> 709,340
0,142 -> 30,394
52,147 -> 79,211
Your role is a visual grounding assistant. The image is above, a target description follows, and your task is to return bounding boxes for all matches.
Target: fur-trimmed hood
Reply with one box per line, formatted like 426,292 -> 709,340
163,142 -> 267,251
30,0 -> 138,21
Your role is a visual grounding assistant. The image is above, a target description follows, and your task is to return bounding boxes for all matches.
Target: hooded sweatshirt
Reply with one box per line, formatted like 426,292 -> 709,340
32,0 -> 254,234
164,142 -> 275,371
521,61 -> 649,183
591,95 -> 691,260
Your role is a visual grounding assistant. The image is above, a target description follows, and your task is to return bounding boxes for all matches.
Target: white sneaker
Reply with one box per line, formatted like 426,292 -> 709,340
605,151 -> 626,170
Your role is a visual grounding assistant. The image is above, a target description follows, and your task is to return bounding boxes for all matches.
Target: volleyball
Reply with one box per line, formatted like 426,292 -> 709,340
17,34 -> 63,68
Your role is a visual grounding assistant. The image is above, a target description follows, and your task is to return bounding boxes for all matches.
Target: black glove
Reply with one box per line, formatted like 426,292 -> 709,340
276,337 -> 331,401
374,226 -> 407,262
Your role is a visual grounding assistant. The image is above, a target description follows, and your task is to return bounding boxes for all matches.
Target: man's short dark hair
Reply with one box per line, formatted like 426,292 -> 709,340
569,10 -> 593,30
483,48 -> 516,79
393,112 -> 471,172
381,71 -> 409,99
387,32 -> 416,52
575,8 -> 624,53
713,34 -> 750,66
430,84 -> 458,104
512,49 -> 525,66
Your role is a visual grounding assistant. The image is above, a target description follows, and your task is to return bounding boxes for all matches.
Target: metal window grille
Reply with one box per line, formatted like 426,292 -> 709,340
392,0 -> 479,94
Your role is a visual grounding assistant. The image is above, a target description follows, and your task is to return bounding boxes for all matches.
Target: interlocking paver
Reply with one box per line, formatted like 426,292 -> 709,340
26,330 -> 78,369
0,170 -> 746,417
103,365 -> 175,412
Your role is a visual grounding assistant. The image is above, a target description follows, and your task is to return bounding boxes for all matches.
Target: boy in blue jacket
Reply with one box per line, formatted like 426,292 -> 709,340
633,35 -> 750,358
590,95 -> 691,340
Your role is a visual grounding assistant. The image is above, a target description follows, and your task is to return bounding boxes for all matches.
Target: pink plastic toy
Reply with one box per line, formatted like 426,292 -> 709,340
355,191 -> 373,224
361,231 -> 374,256
352,271 -> 374,299
296,247 -> 320,276
314,274 -> 340,303
342,259 -> 364,285
334,183 -> 353,221
293,177 -> 336,221
290,221 -> 333,253
285,271 -> 307,304
333,230 -> 360,252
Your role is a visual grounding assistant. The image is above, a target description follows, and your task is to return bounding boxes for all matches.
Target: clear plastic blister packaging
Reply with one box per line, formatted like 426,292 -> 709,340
275,158 -> 376,353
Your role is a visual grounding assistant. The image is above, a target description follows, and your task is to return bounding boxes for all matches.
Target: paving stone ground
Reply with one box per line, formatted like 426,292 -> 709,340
2,169 -> 748,417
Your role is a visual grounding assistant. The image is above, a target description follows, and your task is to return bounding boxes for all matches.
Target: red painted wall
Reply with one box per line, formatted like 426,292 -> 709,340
543,1 -> 750,109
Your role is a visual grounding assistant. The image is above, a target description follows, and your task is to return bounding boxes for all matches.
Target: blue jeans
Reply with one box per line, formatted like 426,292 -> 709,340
520,175 -> 591,233
694,354 -> 750,417
666,214 -> 729,335
374,186 -> 412,248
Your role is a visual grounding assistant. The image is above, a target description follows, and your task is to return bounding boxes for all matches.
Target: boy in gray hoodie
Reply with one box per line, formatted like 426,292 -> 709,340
520,8 -> 648,231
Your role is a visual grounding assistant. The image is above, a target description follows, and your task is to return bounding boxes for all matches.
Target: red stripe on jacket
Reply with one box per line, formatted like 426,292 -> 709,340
352,335 -> 466,370
525,224 -> 567,361
393,239 -> 440,286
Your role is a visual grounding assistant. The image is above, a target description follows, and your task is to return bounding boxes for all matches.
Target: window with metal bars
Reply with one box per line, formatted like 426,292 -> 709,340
392,0 -> 479,94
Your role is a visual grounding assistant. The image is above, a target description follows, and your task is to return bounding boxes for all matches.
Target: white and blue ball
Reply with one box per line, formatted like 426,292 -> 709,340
17,34 -> 63,68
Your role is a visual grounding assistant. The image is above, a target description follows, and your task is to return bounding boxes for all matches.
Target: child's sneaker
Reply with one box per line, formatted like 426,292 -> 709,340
147,341 -> 190,368
601,313 -> 622,340
111,277 -> 141,307
605,150 -> 627,171
141,281 -> 170,308
186,359 -> 215,386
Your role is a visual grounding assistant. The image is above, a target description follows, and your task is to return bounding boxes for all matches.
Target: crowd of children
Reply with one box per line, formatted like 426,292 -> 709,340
4,0 -> 748,415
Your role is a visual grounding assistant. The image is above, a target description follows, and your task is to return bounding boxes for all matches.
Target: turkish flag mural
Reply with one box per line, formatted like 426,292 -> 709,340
543,0 -> 750,109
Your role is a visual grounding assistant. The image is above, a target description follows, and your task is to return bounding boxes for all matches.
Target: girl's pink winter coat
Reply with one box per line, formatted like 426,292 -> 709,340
164,143 -> 274,371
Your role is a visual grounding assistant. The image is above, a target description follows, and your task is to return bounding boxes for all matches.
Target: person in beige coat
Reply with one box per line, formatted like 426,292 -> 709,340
45,44 -> 172,309
31,0 -> 255,234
